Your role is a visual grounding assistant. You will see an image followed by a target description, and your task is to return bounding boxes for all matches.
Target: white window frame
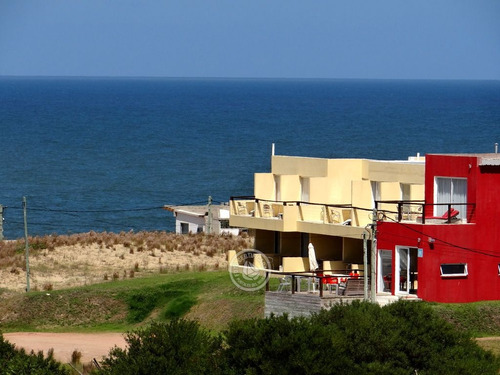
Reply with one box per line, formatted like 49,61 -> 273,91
440,263 -> 468,278
433,177 -> 467,219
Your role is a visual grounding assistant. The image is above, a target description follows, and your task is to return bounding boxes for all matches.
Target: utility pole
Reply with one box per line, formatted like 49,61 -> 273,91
207,196 -> 213,234
23,197 -> 30,292
0,205 -> 3,241
370,207 -> 377,303
363,231 -> 368,301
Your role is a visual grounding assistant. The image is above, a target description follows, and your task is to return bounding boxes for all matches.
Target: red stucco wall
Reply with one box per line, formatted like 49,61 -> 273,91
377,154 -> 500,303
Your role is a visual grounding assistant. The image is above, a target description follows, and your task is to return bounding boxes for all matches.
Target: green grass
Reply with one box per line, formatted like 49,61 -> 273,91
430,300 -> 500,337
0,270 -> 265,333
1,269 -> 500,341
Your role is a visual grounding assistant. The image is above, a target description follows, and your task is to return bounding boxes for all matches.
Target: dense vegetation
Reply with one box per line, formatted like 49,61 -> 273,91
89,301 -> 499,375
0,334 -> 68,374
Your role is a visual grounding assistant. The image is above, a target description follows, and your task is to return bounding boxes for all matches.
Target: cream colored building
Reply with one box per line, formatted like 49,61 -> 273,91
230,153 -> 425,273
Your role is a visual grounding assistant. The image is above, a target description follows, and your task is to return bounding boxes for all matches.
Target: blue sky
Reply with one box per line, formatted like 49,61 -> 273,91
1,1 -> 499,79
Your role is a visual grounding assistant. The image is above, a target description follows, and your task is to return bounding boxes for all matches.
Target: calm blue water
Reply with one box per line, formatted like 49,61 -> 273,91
1,77 -> 499,239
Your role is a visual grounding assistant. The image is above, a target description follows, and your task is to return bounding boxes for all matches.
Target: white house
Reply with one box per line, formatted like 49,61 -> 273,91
163,204 -> 241,235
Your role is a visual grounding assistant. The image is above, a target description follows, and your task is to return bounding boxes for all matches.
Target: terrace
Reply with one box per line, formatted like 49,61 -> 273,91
230,196 -> 370,238
374,200 -> 476,224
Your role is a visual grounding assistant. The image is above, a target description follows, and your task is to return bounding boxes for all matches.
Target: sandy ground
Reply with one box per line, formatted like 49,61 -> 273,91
0,237 -> 245,366
3,332 -> 127,363
0,243 -> 228,292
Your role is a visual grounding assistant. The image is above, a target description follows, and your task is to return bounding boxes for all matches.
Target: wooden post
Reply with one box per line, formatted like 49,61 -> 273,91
23,197 -> 30,292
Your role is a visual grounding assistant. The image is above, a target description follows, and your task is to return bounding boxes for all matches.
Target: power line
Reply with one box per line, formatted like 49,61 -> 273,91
382,214 -> 500,259
29,206 -> 164,213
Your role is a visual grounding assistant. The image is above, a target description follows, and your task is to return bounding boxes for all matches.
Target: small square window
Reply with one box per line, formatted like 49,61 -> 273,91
440,263 -> 468,277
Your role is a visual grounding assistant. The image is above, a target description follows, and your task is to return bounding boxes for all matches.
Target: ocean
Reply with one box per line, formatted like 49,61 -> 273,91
1,77 -> 499,239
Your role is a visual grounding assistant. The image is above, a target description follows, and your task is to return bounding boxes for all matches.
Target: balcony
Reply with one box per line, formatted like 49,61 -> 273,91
230,197 -> 371,238
375,200 -> 475,224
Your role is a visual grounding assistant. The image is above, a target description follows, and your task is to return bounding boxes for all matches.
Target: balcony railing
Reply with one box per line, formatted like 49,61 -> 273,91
230,196 -> 373,227
375,200 -> 475,224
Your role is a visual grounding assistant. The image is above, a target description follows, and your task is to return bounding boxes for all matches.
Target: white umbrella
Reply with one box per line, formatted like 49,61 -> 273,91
308,243 -> 319,271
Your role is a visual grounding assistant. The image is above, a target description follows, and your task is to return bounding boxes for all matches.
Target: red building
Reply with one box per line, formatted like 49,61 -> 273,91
377,153 -> 500,303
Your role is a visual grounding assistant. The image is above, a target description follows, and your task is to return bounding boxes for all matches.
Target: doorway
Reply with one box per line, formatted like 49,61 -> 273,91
395,247 -> 418,294
378,250 -> 392,293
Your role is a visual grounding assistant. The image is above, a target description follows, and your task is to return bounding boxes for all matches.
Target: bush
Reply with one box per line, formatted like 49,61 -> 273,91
95,320 -> 225,375
94,301 -> 499,375
224,314 -> 345,375
0,333 -> 69,374
224,300 -> 499,375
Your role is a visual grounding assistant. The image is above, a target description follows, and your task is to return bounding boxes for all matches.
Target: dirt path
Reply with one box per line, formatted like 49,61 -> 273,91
3,332 -> 127,364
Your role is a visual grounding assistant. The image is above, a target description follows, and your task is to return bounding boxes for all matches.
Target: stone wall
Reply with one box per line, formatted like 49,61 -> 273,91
265,292 -> 321,318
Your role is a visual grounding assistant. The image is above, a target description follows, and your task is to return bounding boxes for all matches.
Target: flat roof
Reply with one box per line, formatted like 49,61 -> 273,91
163,204 -> 230,220
426,153 -> 500,166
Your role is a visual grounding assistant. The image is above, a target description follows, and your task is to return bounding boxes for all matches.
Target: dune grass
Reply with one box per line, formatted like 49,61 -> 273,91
0,231 -> 252,270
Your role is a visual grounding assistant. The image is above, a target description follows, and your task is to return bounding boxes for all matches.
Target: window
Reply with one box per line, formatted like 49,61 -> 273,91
434,177 -> 467,219
440,263 -> 468,277
220,219 -> 230,229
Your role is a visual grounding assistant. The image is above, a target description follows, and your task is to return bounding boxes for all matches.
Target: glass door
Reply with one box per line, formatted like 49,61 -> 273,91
396,247 -> 410,294
378,250 -> 392,293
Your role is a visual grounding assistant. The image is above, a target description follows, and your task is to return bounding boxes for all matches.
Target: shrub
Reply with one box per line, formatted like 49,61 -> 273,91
0,334 -> 69,374
95,320 -> 225,375
224,301 -> 500,375
224,314 -> 343,375
71,349 -> 82,364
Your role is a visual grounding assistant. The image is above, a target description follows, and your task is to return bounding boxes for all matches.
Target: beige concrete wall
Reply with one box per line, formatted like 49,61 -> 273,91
367,160 -> 424,184
282,257 -> 309,272
282,205 -> 299,231
279,175 -> 301,201
297,221 -> 365,240
272,155 -> 329,177
380,182 -> 402,200
255,173 -> 275,200
379,182 -> 402,212
411,183 -> 425,200
309,177 -> 332,204
299,203 -> 324,223
351,180 -> 373,227
327,159 -> 365,181
327,159 -> 365,204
